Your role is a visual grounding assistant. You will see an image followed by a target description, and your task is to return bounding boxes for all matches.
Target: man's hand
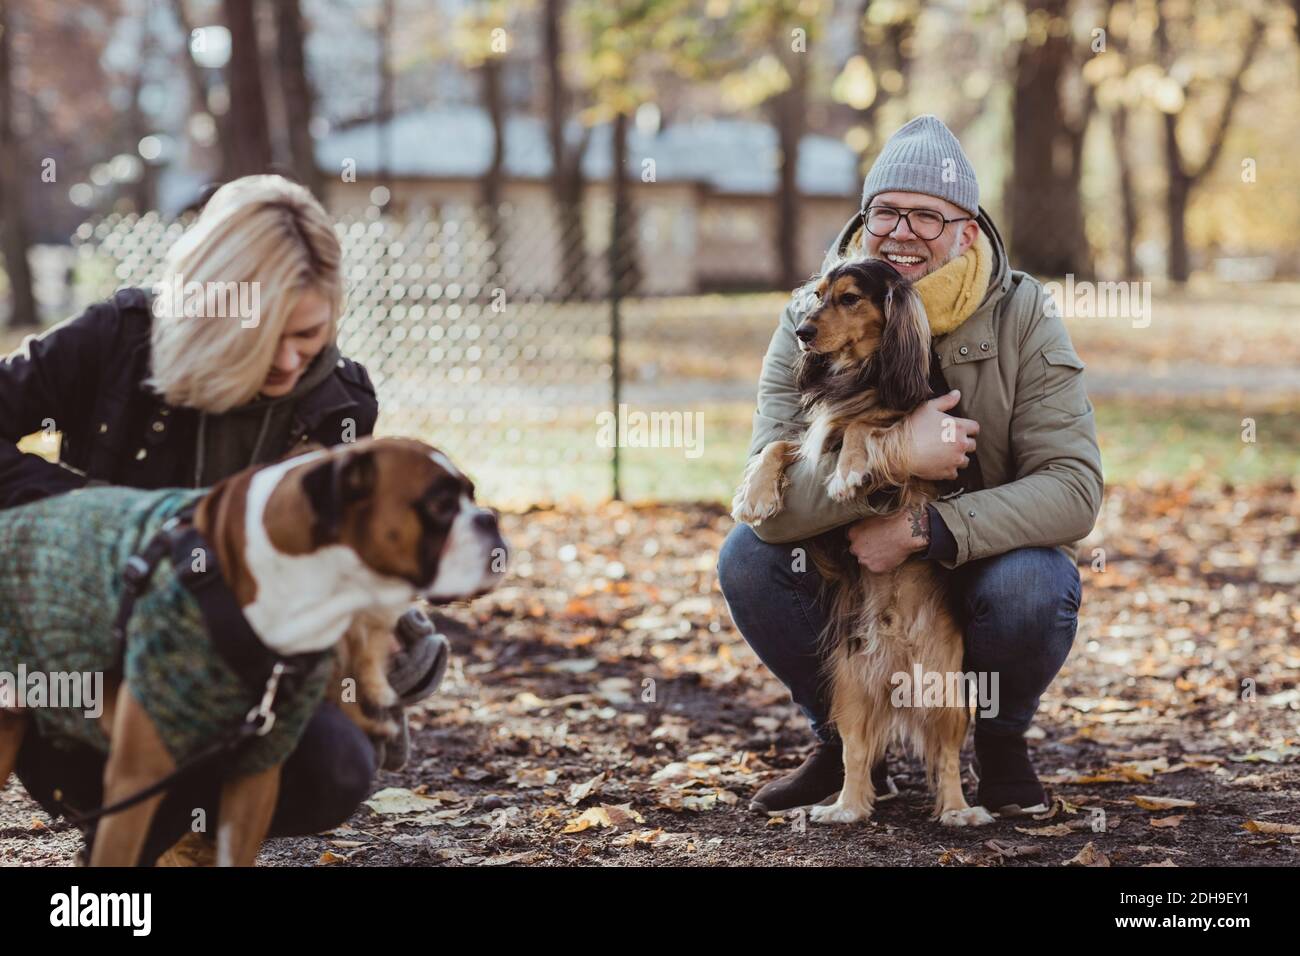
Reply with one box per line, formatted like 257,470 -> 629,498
905,390 -> 979,481
846,504 -> 930,573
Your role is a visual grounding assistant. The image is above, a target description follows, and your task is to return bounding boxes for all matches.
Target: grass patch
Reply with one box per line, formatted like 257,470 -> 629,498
15,397 -> 1297,509
414,396 -> 1298,507
1094,396 -> 1299,487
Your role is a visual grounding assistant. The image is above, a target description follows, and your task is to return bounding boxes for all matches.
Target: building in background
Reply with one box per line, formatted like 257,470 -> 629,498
316,107 -> 859,295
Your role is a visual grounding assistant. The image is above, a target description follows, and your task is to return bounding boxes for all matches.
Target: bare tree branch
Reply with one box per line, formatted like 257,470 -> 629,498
1188,15 -> 1266,185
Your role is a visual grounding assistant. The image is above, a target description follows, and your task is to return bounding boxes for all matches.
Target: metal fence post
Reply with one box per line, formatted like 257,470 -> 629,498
609,212 -> 623,503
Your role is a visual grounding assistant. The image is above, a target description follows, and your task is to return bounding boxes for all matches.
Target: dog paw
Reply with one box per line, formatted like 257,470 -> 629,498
939,805 -> 996,827
731,482 -> 782,525
810,802 -> 869,825
825,468 -> 864,502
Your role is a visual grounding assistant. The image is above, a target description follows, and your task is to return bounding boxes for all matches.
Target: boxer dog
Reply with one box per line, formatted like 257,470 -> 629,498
0,437 -> 506,866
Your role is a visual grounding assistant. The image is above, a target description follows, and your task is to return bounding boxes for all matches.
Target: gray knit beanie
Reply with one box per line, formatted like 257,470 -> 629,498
860,114 -> 979,217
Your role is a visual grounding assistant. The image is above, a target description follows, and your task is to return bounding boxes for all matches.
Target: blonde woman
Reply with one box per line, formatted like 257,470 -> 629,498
0,175 -> 446,865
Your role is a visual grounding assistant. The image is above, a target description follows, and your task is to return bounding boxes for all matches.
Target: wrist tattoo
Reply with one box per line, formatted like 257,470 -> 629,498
907,504 -> 930,546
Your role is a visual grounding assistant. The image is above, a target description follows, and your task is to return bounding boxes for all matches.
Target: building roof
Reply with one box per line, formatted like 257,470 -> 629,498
315,106 -> 859,198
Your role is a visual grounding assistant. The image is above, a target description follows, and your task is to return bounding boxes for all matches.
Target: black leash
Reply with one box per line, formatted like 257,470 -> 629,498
63,504 -> 323,828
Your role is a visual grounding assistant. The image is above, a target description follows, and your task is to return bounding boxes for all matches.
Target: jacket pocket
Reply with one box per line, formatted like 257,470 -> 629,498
1040,346 -> 1089,415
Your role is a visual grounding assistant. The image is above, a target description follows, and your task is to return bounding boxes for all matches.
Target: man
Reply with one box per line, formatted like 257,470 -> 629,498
717,115 -> 1103,816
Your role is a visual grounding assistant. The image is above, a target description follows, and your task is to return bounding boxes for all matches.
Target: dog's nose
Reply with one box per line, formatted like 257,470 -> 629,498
795,324 -> 816,343
473,509 -> 499,533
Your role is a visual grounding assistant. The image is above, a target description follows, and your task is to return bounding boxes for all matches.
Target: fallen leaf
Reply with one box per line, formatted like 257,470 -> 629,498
611,828 -> 691,848
1032,796 -> 1084,820
479,851 -> 542,866
650,761 -> 713,785
363,787 -> 443,815
1043,762 -> 1159,785
562,803 -> 645,833
1065,842 -> 1111,867
545,658 -> 599,674
1150,815 -> 1185,828
985,839 -> 1043,860
1243,820 -> 1300,835
1228,774 -> 1275,789
566,772 -> 607,806
510,766 -> 559,788
1015,823 -> 1077,837
1230,746 -> 1300,764
1131,795 -> 1197,811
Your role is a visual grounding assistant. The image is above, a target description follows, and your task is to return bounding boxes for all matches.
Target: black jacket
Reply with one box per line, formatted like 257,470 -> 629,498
0,288 -> 379,510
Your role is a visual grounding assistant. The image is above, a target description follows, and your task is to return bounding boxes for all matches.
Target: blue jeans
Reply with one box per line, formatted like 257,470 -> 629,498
717,524 -> 1081,741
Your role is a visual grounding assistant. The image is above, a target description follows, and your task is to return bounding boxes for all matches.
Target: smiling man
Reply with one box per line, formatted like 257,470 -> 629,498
718,115 -> 1103,817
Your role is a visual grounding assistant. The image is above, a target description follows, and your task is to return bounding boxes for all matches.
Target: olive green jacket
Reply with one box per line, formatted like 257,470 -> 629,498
744,207 -> 1104,568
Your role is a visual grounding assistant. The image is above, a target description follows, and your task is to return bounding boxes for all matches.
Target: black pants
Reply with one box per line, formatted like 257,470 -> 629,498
15,701 -> 376,865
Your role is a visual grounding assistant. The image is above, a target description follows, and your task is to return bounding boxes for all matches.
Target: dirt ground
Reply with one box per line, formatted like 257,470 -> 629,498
2,479 -> 1298,867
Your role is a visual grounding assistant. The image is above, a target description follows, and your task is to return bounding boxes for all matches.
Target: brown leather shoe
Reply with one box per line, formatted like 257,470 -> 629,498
750,739 -> 845,813
750,740 -> 893,813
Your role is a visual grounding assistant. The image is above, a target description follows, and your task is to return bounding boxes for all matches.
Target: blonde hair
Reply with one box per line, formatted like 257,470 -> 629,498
147,175 -> 345,413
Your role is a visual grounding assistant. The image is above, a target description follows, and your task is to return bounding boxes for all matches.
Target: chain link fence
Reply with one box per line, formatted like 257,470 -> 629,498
67,206 -> 655,512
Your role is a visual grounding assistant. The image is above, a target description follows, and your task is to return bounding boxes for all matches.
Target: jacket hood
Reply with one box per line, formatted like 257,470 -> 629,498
820,205 -> 1011,313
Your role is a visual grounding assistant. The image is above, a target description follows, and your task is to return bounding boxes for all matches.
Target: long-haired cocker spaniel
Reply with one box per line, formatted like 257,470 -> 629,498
732,258 -> 993,828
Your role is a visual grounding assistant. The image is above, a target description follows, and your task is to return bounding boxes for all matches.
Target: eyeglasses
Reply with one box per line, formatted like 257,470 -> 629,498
863,205 -> 971,241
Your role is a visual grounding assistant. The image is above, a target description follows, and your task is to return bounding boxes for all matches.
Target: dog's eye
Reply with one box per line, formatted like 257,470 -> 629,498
419,480 -> 461,525
841,293 -> 860,306
417,497 -> 456,533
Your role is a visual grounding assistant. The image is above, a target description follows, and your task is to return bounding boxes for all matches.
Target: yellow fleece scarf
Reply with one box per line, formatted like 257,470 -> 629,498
913,230 -> 993,336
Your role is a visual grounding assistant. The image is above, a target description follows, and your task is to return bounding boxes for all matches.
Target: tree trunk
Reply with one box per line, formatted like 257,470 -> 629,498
1109,105 -> 1138,278
0,0 -> 37,329
222,0 -> 272,179
769,45 -> 807,290
170,0 -> 230,180
851,0 -> 922,169
1163,111 -> 1192,283
1010,0 -> 1091,278
480,57 -> 505,290
274,0 -> 323,197
544,0 -> 587,300
1154,10 -> 1262,284
126,17 -> 159,213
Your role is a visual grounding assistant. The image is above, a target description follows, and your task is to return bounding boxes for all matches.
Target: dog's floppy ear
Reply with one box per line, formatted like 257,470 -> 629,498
300,448 -> 378,544
875,279 -> 932,412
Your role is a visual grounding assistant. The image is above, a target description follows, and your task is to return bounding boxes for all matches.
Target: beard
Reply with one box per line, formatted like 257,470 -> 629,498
875,232 -> 965,280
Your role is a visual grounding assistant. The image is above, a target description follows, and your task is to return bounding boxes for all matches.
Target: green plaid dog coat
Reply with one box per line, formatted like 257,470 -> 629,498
0,486 -> 332,776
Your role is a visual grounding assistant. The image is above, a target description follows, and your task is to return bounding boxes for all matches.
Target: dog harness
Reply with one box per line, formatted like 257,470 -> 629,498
0,487 -> 333,787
